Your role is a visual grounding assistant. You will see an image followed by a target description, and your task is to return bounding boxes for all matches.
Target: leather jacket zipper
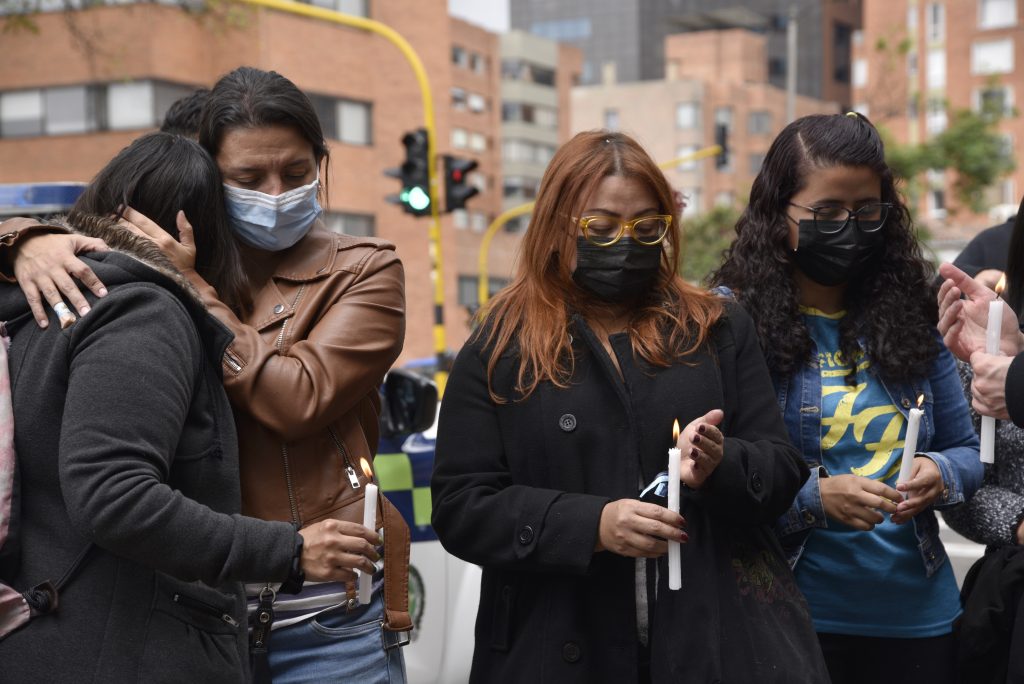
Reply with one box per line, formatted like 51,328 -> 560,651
277,284 -> 307,526
224,350 -> 242,373
328,426 -> 362,490
172,592 -> 240,627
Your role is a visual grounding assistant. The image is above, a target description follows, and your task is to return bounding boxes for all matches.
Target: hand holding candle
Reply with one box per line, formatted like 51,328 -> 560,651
980,276 -> 1006,464
358,457 -> 379,605
667,420 -> 682,591
896,394 -> 924,500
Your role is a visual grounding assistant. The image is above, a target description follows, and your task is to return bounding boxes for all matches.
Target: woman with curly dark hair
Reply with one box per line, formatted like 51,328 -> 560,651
711,112 -> 982,684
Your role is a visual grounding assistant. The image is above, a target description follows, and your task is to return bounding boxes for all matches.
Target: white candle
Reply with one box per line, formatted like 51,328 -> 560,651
358,460 -> 379,604
980,299 -> 1003,464
897,405 -> 923,499
667,420 -> 681,591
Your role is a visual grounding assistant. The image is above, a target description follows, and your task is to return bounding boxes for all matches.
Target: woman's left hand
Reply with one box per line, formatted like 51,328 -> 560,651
677,409 -> 725,489
891,457 -> 944,523
119,207 -> 197,273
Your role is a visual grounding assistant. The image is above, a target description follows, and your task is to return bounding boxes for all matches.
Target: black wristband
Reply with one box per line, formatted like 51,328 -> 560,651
279,532 -> 305,595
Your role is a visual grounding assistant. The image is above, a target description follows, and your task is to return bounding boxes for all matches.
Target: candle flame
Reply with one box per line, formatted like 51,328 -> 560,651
996,273 -> 1007,296
916,394 -> 924,408
360,457 -> 373,479
672,419 -> 680,441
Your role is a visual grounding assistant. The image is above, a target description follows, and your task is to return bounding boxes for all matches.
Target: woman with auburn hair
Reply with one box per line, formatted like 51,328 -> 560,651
712,113 -> 980,684
431,130 -> 828,683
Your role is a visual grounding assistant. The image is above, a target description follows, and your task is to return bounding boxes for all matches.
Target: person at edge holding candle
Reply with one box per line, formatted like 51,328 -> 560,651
711,112 -> 982,684
0,68 -> 411,683
938,201 -> 1024,682
431,130 -> 828,684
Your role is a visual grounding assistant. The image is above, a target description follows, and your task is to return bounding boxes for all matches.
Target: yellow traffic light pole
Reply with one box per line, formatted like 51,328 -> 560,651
232,0 -> 450,395
476,144 -> 723,307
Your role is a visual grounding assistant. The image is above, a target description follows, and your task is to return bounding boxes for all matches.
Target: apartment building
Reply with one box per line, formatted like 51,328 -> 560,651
572,30 -> 838,218
853,0 -> 1024,243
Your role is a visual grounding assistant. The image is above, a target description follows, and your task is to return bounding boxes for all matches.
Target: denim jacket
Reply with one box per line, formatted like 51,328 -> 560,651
773,333 -> 982,577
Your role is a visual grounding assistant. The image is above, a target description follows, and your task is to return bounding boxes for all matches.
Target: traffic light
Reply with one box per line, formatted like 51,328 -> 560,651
714,123 -> 730,170
443,155 -> 479,212
385,128 -> 432,217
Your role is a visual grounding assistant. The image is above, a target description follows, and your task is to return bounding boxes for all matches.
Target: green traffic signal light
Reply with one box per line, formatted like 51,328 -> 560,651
406,186 -> 431,212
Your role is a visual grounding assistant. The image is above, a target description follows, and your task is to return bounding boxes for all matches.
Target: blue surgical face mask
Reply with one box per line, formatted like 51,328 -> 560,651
223,177 -> 322,251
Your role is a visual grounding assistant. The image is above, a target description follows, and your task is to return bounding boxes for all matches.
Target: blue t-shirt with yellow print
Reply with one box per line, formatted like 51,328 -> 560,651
793,308 -> 961,638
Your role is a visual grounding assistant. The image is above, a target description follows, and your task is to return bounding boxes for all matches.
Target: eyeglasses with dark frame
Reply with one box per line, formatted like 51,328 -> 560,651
787,202 -> 892,234
575,214 -> 673,247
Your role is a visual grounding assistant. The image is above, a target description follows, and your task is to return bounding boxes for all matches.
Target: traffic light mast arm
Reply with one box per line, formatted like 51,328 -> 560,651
231,0 -> 448,394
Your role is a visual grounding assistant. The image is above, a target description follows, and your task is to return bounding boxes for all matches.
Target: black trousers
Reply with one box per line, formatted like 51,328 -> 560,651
818,632 -> 957,684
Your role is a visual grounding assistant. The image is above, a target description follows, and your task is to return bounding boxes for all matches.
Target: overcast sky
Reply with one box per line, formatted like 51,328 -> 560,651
448,0 -> 510,32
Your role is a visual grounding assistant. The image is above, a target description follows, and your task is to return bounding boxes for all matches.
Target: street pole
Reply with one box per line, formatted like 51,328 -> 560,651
231,0 -> 450,395
786,4 -> 798,124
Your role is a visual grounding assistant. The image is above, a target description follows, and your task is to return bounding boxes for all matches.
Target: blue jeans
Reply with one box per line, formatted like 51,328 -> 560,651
267,592 -> 407,684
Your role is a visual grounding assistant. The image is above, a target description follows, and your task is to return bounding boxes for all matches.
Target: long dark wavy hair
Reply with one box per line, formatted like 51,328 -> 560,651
479,130 -> 722,401
710,113 -> 938,382
70,132 -> 250,312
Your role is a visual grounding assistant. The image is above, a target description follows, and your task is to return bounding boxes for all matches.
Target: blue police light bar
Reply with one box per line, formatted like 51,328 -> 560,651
0,182 -> 88,217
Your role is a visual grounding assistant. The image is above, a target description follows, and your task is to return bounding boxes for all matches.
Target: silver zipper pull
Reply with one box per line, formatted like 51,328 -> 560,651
346,465 -> 362,489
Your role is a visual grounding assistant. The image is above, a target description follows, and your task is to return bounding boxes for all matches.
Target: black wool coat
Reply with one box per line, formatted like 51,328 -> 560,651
0,248 -> 297,683
432,302 -> 830,684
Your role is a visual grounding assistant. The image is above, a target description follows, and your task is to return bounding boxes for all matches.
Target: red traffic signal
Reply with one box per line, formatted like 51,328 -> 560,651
443,155 -> 479,213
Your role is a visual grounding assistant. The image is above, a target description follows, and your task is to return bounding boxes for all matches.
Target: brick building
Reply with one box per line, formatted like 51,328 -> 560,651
853,0 -> 1024,247
0,1 -> 577,362
572,30 -> 838,217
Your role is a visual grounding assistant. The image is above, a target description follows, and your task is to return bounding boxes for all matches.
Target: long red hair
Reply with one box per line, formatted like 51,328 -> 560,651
478,130 -> 722,401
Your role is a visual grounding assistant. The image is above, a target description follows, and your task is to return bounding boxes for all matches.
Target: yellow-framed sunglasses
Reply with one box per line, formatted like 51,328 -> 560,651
575,214 -> 673,247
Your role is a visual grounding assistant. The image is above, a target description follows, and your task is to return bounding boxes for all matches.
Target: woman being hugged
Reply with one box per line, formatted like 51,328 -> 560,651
711,112 -> 982,684
431,130 -> 828,683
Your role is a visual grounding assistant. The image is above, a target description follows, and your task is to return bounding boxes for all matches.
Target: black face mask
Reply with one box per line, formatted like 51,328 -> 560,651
792,219 -> 884,286
572,237 -> 662,302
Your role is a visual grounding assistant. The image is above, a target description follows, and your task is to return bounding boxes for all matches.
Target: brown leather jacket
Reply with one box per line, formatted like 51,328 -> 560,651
185,221 -> 411,631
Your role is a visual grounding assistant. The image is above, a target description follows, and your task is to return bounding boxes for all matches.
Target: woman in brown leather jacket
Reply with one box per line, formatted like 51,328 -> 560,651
3,67 -> 410,683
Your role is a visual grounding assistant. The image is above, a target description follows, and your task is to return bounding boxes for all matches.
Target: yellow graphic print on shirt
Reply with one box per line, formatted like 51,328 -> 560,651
817,343 -> 905,482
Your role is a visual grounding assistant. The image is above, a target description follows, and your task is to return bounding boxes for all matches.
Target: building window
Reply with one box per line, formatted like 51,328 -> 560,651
451,128 -> 468,149
748,110 -> 772,135
452,209 -> 469,229
976,85 -> 1014,115
457,275 -> 508,308
502,102 -> 557,129
44,85 -> 100,135
768,57 -> 786,78
468,132 -> 487,152
926,98 -> 947,134
529,17 -> 592,42
973,38 -> 1015,74
470,211 -> 488,233
107,81 -> 156,130
604,109 -> 619,131
675,102 -> 698,129
907,6 -> 918,32
749,153 -> 766,175
833,21 -> 852,83
451,87 -> 467,110
503,176 -> 540,199
853,59 -> 868,89
0,90 -> 43,137
681,188 -> 701,215
451,46 -> 468,68
926,3 -> 945,42
908,93 -> 920,119
470,53 -> 487,75
926,48 -> 946,88
501,60 -> 555,86
304,0 -> 368,15
676,145 -> 698,171
323,211 -> 375,236
336,100 -> 371,145
714,191 -> 734,208
908,52 -> 919,80
467,93 -> 486,113
854,102 -> 871,117
979,0 -> 1017,29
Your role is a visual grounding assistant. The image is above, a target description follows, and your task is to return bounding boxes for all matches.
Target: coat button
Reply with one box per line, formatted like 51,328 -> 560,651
562,641 -> 581,663
751,472 -> 763,493
273,303 -> 285,314
803,510 -> 815,524
558,414 -> 577,432
901,397 -> 912,408
518,525 -> 534,545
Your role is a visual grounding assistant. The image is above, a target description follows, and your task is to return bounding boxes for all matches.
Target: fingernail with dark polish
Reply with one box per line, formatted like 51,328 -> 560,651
690,448 -> 698,458
680,531 -> 689,542
698,425 -> 706,434
691,434 -> 700,444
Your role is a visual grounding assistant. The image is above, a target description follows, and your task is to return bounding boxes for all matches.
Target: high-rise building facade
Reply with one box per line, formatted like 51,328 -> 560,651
511,0 -> 861,108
